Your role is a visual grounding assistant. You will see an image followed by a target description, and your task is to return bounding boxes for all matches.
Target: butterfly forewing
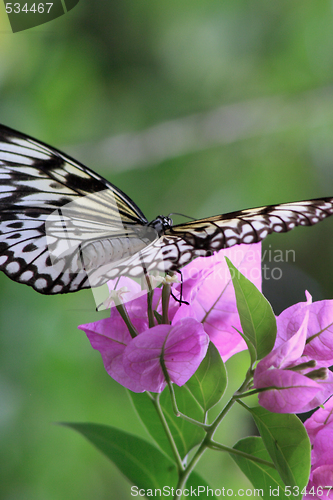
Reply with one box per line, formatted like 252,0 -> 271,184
0,125 -> 152,293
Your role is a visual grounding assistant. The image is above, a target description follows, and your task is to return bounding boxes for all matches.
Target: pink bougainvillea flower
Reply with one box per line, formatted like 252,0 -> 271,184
79,317 -> 208,393
303,397 -> 333,499
173,243 -> 262,361
79,244 -> 261,391
254,303 -> 333,413
277,291 -> 333,366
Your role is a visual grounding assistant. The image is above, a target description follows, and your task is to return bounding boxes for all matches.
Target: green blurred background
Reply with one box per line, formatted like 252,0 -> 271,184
1,0 -> 333,498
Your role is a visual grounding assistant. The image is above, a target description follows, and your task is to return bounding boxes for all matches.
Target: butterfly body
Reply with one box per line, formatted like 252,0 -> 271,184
79,229 -> 156,271
0,123 -> 332,294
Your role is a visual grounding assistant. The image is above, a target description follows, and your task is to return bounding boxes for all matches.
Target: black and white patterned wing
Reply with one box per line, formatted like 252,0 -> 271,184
165,198 -> 333,266
87,233 -> 192,285
1,124 -> 333,293
88,198 -> 333,283
0,124 -> 150,294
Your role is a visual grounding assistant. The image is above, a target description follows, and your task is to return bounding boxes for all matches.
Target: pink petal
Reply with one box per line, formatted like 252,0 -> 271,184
311,427 -> 333,468
123,318 -> 209,392
304,301 -> 333,363
275,291 -> 312,347
308,465 -> 333,498
305,396 -> 333,444
256,369 -> 321,413
175,243 -> 261,361
277,293 -> 333,364
254,311 -> 309,380
300,371 -> 333,414
78,318 -> 147,392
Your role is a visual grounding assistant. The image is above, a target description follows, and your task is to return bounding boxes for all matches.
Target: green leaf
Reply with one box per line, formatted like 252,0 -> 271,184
129,387 -> 205,460
61,423 -> 178,490
185,341 -> 227,412
187,471 -> 219,499
129,392 -> 175,460
232,436 -> 291,499
233,326 -> 257,367
248,407 -> 311,497
225,257 -> 277,360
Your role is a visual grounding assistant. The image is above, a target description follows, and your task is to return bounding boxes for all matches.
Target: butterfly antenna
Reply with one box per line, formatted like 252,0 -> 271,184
168,212 -> 196,221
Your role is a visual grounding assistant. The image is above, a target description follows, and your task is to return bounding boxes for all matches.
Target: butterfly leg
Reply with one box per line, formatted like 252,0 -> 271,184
170,270 -> 189,306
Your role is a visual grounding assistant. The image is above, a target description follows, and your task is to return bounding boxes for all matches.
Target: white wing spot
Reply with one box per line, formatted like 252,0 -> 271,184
225,238 -> 238,247
224,228 -> 238,237
6,261 -> 20,274
243,235 -> 255,243
19,271 -> 34,281
129,265 -> 144,276
34,278 -> 48,290
210,239 -> 222,248
251,220 -> 267,231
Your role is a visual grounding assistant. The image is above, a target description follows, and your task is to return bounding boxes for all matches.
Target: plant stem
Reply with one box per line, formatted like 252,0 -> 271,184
234,386 -> 271,398
209,369 -> 253,435
167,381 -> 210,429
208,441 -> 275,468
147,288 -> 155,328
174,439 -> 208,499
115,302 -> 138,338
171,370 -> 255,499
149,393 -> 185,473
162,283 -> 171,324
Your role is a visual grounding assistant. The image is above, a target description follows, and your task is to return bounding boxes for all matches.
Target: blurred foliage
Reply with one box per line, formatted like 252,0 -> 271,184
1,0 -> 333,498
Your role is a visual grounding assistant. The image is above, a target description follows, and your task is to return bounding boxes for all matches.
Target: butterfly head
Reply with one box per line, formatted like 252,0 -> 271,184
149,215 -> 173,235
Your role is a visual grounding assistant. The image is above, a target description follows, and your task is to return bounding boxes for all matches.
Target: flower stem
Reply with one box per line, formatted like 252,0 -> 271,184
162,283 -> 171,324
115,302 -> 138,338
234,386 -> 271,398
147,289 -> 155,328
